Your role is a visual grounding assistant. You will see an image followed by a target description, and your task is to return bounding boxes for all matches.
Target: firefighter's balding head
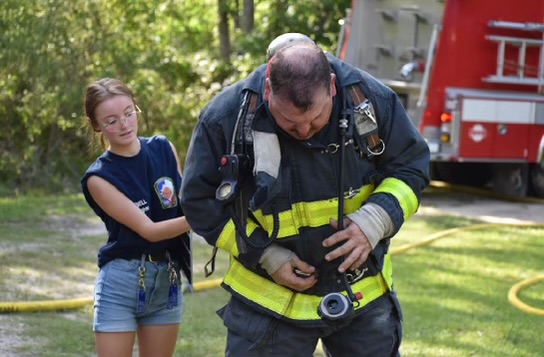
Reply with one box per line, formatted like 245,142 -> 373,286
266,33 -> 315,59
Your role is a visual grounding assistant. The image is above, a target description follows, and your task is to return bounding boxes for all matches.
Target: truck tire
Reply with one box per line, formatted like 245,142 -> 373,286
529,162 -> 544,198
431,162 -> 491,187
491,163 -> 529,197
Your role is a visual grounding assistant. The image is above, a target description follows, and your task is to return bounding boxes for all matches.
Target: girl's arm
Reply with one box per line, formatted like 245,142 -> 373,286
87,175 -> 191,242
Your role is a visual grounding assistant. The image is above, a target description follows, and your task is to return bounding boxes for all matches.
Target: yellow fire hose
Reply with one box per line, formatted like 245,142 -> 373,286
0,278 -> 223,313
508,275 -> 544,316
1,182 -> 543,315
3,221 -> 542,315
417,180 -> 544,316
389,222 -> 544,316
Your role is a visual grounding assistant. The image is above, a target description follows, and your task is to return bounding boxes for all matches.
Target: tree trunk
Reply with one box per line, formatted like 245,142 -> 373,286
233,0 -> 240,29
241,0 -> 254,32
218,0 -> 231,63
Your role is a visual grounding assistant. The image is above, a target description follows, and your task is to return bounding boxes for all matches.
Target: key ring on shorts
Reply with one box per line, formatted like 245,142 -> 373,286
165,251 -> 179,309
137,255 -> 147,313
166,251 -> 178,284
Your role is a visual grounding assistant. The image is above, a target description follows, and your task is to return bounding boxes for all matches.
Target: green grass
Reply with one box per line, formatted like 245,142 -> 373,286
0,194 -> 543,356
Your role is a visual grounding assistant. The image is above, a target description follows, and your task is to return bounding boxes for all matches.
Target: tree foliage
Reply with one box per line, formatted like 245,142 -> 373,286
0,0 -> 350,195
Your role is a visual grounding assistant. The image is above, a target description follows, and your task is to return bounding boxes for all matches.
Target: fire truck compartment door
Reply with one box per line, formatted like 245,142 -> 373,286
459,98 -> 534,159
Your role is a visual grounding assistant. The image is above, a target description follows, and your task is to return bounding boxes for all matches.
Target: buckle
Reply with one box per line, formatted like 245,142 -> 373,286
346,267 -> 369,284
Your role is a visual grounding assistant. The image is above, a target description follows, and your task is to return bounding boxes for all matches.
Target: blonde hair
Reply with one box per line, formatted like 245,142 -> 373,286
83,78 -> 137,151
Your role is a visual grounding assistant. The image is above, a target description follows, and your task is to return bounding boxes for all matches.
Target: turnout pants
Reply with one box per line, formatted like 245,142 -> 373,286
218,292 -> 403,357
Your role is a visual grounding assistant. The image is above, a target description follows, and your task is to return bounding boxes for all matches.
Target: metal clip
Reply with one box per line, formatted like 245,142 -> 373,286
168,262 -> 178,285
346,267 -> 368,284
344,187 -> 361,199
325,143 -> 339,154
356,100 -> 376,124
138,260 -> 146,290
321,139 -> 354,154
137,255 -> 147,313
367,139 -> 385,156
353,100 -> 378,136
166,251 -> 179,309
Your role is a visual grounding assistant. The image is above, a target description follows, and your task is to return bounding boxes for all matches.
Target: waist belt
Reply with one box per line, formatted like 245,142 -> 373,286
136,251 -> 170,262
223,254 -> 394,321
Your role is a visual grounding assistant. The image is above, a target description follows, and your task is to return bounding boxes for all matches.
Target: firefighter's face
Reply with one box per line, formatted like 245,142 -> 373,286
266,74 -> 337,140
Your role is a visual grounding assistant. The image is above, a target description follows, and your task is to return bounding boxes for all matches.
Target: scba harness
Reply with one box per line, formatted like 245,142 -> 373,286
210,82 -> 387,321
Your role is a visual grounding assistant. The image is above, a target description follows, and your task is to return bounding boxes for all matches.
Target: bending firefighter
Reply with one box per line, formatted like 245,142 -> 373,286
181,34 -> 430,356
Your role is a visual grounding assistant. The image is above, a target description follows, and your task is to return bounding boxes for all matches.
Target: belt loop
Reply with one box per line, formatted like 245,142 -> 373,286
139,253 -> 146,269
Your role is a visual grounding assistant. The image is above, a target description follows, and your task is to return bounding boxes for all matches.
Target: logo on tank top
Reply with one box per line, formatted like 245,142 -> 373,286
154,177 -> 178,209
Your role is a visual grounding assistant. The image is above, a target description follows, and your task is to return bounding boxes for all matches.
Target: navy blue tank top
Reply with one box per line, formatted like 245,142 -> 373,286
81,135 -> 191,282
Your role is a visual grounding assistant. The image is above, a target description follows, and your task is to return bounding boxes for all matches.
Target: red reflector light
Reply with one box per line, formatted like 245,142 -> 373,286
423,110 -> 432,120
440,113 -> 452,123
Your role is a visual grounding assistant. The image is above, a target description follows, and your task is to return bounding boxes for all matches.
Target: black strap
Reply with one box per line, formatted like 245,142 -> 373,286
204,247 -> 218,277
205,91 -> 260,277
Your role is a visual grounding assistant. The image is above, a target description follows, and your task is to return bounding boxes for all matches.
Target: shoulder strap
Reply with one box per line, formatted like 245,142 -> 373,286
233,90 -> 259,153
205,90 -> 259,277
347,84 -> 385,157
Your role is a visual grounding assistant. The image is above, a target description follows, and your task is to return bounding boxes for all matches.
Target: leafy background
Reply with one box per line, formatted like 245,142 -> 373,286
0,0 -> 350,195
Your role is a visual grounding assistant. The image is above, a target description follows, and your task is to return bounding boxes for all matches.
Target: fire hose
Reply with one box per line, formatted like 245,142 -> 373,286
390,222 -> 544,316
2,221 -> 542,315
1,182 -> 543,315
0,278 -> 223,313
424,180 -> 544,316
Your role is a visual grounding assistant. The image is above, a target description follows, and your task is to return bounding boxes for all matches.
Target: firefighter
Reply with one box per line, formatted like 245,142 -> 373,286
180,34 -> 430,356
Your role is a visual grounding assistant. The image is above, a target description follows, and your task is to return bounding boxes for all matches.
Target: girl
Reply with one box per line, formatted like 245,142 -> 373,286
82,78 -> 191,357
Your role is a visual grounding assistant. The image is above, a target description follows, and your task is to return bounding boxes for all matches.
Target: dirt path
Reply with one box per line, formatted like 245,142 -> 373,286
419,190 -> 544,224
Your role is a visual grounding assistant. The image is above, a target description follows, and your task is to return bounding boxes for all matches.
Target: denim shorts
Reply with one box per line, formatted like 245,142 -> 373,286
93,258 -> 183,332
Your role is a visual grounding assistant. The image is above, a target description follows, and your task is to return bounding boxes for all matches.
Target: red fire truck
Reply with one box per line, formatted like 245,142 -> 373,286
338,0 -> 544,197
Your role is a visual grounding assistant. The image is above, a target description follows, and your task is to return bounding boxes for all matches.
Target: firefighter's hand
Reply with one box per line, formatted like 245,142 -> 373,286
270,255 -> 317,292
323,217 -> 372,273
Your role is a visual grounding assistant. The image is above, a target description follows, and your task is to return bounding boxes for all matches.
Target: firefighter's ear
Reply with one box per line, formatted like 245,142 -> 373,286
330,73 -> 337,97
264,77 -> 271,101
264,52 -> 275,101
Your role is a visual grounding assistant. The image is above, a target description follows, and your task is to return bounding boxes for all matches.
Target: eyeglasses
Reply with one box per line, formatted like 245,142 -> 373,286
101,106 -> 141,132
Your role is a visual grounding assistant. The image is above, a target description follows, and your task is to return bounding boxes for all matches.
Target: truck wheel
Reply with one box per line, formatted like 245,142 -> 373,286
529,162 -> 544,198
491,163 -> 528,197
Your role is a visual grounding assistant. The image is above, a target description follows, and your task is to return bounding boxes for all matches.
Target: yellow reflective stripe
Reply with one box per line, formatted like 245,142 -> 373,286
373,178 -> 418,220
251,184 -> 375,238
381,254 -> 393,288
216,219 -> 260,257
214,183 -> 378,256
223,254 -> 393,321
